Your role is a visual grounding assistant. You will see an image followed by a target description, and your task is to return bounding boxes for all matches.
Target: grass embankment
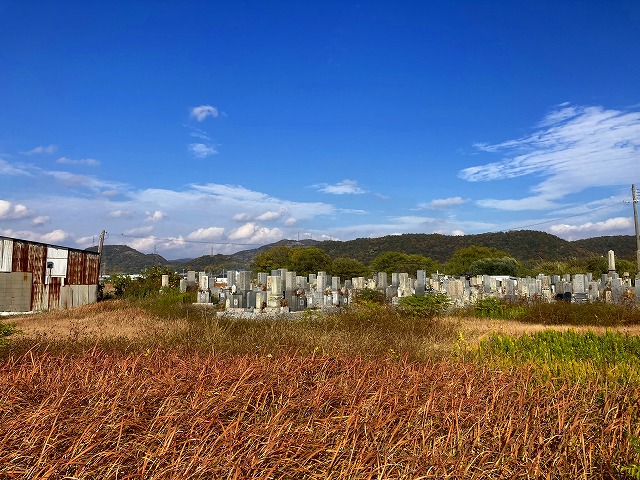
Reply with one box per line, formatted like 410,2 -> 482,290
1,297 -> 640,478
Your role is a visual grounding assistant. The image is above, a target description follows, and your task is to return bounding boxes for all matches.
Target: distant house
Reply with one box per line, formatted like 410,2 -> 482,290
0,235 -> 100,312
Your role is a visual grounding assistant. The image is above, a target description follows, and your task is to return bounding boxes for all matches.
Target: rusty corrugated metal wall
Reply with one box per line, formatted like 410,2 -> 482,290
67,249 -> 100,285
11,240 -> 46,310
3,237 -> 100,311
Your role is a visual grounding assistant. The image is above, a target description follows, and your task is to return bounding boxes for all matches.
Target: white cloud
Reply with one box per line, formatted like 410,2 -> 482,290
128,235 -> 157,252
461,105 -> 640,209
233,213 -> 252,221
74,236 -> 96,248
256,207 -> 288,222
146,210 -> 166,222
188,143 -> 217,158
548,216 -> 633,239
0,228 -> 68,244
25,144 -> 57,155
56,156 -> 101,166
314,179 -> 366,195
419,197 -> 466,209
451,229 -> 465,236
32,216 -> 49,225
190,105 -> 219,121
0,200 -> 31,220
187,227 -> 225,241
228,222 -> 283,244
40,229 -> 70,244
284,217 -> 297,226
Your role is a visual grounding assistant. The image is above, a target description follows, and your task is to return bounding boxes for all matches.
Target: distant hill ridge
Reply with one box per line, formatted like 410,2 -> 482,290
92,231 -> 638,274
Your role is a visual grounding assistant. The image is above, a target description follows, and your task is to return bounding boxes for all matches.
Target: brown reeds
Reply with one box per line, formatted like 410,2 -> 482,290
1,349 -> 638,479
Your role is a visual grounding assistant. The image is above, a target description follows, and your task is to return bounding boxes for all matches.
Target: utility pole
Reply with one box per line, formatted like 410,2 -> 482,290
97,229 -> 106,278
633,184 -> 640,278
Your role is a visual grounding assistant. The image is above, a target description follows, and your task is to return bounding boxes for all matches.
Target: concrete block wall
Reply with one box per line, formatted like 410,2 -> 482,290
0,272 -> 32,312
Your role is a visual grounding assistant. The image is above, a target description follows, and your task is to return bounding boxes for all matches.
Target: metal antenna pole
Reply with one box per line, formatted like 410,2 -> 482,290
633,184 -> 640,277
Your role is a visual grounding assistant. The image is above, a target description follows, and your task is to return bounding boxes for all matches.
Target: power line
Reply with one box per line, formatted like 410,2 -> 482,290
505,202 -> 624,232
114,233 -> 265,246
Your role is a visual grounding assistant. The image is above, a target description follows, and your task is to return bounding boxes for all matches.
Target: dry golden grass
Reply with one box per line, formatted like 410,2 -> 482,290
0,350 -> 637,479
10,300 -> 185,342
452,315 -> 640,344
12,301 -> 640,348
2,301 -> 640,478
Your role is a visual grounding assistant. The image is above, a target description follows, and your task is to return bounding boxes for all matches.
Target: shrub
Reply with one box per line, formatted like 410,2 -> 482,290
473,297 -> 528,319
398,293 -> 451,318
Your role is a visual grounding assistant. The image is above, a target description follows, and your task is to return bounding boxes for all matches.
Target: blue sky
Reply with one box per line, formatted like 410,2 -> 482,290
1,1 -> 640,258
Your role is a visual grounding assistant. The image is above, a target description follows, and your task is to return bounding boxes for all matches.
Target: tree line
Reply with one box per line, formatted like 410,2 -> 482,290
251,245 -> 639,278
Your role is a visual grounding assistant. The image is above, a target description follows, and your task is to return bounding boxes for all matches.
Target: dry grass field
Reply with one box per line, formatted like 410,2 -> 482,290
1,299 -> 640,478
10,300 -> 640,346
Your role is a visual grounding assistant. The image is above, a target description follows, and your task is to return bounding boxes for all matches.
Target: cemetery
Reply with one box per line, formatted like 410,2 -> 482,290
169,249 -> 640,316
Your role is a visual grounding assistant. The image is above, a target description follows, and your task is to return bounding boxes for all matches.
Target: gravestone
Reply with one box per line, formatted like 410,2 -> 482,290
416,270 -> 426,295
236,271 -> 252,292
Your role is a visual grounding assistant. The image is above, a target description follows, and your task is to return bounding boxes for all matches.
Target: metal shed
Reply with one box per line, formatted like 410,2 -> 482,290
0,235 -> 100,312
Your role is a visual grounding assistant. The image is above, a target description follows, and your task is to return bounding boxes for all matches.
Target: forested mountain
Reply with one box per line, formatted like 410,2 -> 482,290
95,231 -> 636,274
572,235 -> 637,260
87,245 -> 168,274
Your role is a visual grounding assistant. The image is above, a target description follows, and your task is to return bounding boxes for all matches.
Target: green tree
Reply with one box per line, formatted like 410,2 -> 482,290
251,246 -> 292,273
370,251 -> 440,276
329,257 -> 370,279
110,266 -> 181,298
468,256 -> 519,276
444,246 -> 509,276
288,247 -> 332,276
141,265 -> 181,290
616,259 -> 638,278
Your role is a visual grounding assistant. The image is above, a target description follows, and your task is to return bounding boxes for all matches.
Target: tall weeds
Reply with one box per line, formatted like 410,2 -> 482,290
1,350 -> 638,478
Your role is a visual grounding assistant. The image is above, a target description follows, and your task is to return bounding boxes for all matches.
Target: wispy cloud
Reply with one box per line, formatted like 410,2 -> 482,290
0,159 -> 31,176
25,144 -> 57,155
47,170 -> 125,192
188,143 -> 217,158
124,226 -> 154,236
56,156 -> 100,166
189,128 -> 211,140
109,210 -> 134,219
418,196 -> 466,209
190,105 -> 219,122
32,216 -> 49,225
460,104 -> 640,210
313,179 -> 366,195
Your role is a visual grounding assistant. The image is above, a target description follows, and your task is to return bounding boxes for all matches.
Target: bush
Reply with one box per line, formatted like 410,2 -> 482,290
352,288 -> 386,305
398,293 -> 451,318
473,297 -> 528,319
